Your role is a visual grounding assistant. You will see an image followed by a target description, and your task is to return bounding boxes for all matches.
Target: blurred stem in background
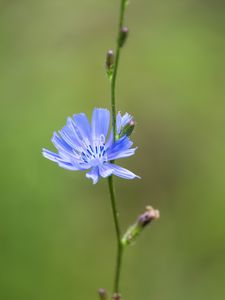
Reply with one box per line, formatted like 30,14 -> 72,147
107,0 -> 128,296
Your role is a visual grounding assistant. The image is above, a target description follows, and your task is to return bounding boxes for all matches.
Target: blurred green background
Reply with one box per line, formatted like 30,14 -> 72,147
1,0 -> 225,299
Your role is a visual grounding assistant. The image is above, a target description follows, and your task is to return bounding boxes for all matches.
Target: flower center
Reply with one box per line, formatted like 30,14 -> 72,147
80,135 -> 107,166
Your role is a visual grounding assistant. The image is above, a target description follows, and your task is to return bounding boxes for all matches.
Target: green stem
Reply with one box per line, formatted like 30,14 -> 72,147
111,0 -> 127,140
108,176 -> 123,293
107,0 -> 127,294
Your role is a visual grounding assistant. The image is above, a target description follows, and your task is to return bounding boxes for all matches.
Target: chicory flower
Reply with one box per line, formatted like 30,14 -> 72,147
42,108 -> 139,184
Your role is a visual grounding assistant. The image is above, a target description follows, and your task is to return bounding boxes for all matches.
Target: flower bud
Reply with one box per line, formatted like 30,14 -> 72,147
105,50 -> 114,80
98,288 -> 107,300
122,206 -> 160,246
119,119 -> 135,138
119,27 -> 129,47
138,206 -> 160,227
105,50 -> 114,71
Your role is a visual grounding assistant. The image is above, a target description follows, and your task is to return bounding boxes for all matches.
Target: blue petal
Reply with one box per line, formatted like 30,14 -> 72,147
108,147 -> 137,160
57,161 -> 80,170
121,112 -> 132,127
105,130 -> 113,149
86,167 -> 100,184
42,149 -> 76,169
91,108 -> 110,140
73,113 -> 91,143
51,132 -> 73,154
43,148 -> 91,171
42,148 -> 61,162
107,136 -> 133,159
99,164 -> 113,178
116,112 -> 122,133
105,163 -> 140,179
59,121 -> 83,150
66,118 -> 84,147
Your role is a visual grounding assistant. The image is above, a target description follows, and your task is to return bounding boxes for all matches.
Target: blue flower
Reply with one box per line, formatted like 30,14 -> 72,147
42,108 -> 139,184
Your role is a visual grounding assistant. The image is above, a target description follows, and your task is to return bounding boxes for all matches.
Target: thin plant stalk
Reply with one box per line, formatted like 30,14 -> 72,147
111,0 -> 127,140
108,176 -> 123,294
107,0 -> 127,295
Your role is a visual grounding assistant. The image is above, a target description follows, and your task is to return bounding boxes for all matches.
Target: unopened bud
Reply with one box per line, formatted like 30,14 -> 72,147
119,27 -> 129,47
112,293 -> 121,300
138,206 -> 160,227
105,50 -> 114,79
119,119 -> 135,138
106,50 -> 114,70
98,288 -> 107,300
122,206 -> 160,246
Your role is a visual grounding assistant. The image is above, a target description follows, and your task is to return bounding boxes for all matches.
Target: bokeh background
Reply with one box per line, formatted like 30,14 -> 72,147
1,0 -> 225,299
